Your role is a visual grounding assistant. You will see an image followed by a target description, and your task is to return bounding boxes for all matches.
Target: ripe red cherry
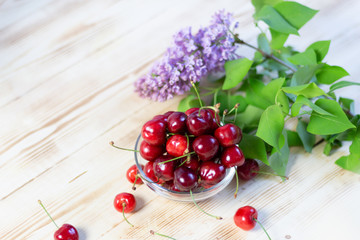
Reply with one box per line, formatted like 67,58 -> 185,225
192,135 -> 219,161
185,107 -> 199,116
234,206 -> 258,230
208,109 -> 221,130
199,161 -> 226,187
221,145 -> 245,168
114,192 -> 136,213
54,224 -> 79,240
153,155 -> 176,181
174,166 -> 198,191
141,119 -> 167,146
144,161 -> 164,184
179,155 -> 200,172
163,111 -> 175,118
152,114 -> 168,123
167,112 -> 187,133
186,110 -> 212,136
164,181 -> 181,192
166,135 -> 188,157
126,164 -> 144,185
237,159 -> 259,181
214,123 -> 242,147
140,141 -> 164,161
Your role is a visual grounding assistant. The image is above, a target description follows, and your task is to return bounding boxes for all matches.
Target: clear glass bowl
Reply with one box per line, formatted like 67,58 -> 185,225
134,134 -> 235,202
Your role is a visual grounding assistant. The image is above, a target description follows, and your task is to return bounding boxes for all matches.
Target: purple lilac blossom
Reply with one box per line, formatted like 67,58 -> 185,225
135,10 -> 239,102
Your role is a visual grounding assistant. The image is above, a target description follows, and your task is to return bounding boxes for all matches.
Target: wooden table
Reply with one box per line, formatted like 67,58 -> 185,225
1,0 -> 360,239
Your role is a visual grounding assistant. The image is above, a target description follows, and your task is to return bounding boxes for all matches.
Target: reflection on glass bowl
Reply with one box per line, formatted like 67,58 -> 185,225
134,134 -> 235,202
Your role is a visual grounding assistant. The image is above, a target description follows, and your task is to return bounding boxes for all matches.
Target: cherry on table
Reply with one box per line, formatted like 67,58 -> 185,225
114,192 -> 136,227
192,135 -> 219,161
214,123 -> 242,147
237,159 -> 259,181
141,119 -> 167,146
221,145 -> 245,168
167,112 -> 187,133
38,200 -> 79,240
140,140 -> 164,161
199,161 -> 226,187
166,134 -> 188,157
153,155 -> 176,181
173,166 -> 198,191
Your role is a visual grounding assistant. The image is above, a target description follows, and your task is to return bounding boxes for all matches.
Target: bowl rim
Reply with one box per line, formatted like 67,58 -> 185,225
134,134 -> 235,195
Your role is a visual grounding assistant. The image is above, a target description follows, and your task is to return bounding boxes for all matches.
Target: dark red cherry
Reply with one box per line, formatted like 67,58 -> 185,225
153,114 -> 168,123
153,155 -> 176,181
54,224 -> 79,240
234,206 -> 258,231
164,181 -> 181,192
174,166 -> 198,191
126,164 -> 144,185
214,123 -> 242,147
164,111 -> 175,118
167,112 -> 187,133
144,161 -> 164,184
208,109 -> 221,130
192,135 -> 219,161
140,141 -> 164,161
199,161 -> 226,187
237,159 -> 259,181
186,110 -> 212,136
221,145 -> 245,168
166,135 -> 188,157
185,107 -> 199,116
141,119 -> 167,146
179,155 -> 200,172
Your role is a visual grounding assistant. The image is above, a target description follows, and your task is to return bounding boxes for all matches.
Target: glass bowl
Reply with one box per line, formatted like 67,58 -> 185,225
134,134 -> 235,202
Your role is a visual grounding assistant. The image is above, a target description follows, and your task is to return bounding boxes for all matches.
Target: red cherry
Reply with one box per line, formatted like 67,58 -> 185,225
221,145 -> 245,168
153,155 -> 176,181
208,109 -> 221,130
179,155 -> 200,172
173,166 -> 198,191
141,119 -> 167,146
54,224 -> 79,240
114,192 -> 136,227
214,123 -> 242,147
143,162 -> 164,184
126,164 -> 144,185
166,135 -> 188,157
186,110 -> 213,136
140,141 -> 164,161
185,107 -> 199,116
164,181 -> 181,192
167,112 -> 187,133
199,161 -> 226,187
163,111 -> 175,118
237,159 -> 259,181
192,135 -> 219,161
152,114 -> 168,124
234,206 -> 257,231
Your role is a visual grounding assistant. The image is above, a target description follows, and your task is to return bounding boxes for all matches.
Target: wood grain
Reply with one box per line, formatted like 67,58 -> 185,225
1,0 -> 360,239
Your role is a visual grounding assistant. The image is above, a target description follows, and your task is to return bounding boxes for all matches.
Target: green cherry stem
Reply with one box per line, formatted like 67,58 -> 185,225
190,80 -> 203,108
132,174 -> 141,190
253,218 -> 272,240
189,190 -> 222,220
222,109 -> 228,124
150,230 -> 177,240
122,203 -> 134,227
109,141 -> 139,152
38,200 -> 59,229
234,168 -> 239,198
157,152 -> 195,165
252,170 -> 289,180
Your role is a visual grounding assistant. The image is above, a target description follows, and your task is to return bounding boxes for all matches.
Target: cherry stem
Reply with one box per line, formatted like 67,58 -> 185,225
252,170 -> 289,180
190,81 -> 203,108
222,109 -> 228,123
189,190 -> 222,220
132,174 -> 141,190
38,200 -> 59,229
157,152 -> 195,165
150,230 -> 177,240
234,168 -> 239,198
253,218 -> 272,240
122,203 -> 134,227
109,141 -> 139,152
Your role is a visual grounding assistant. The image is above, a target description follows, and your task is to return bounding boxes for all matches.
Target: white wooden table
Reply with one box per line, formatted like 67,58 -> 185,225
1,0 -> 360,239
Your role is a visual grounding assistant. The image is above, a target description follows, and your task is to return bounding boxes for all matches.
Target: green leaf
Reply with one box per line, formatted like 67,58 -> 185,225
223,58 -> 253,90
262,78 -> 285,104
339,97 -> 355,114
282,83 -> 326,98
296,120 -> 315,152
235,105 -> 264,129
258,33 -> 271,54
246,78 -> 271,109
270,29 -> 289,49
275,89 -> 290,114
239,133 -> 269,165
316,64 -> 349,84
251,0 -> 283,12
287,49 -> 317,65
323,136 -> 342,156
256,105 -> 285,151
216,91 -> 248,114
307,99 -> 356,135
255,5 -> 298,35
290,64 -> 322,86
274,1 -> 318,29
291,95 -> 332,117
329,81 -> 360,92
287,130 -> 302,146
268,129 -> 289,177
306,40 -> 331,62
178,95 -> 201,112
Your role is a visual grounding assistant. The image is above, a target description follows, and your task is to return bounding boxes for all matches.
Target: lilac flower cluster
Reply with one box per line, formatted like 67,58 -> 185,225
135,10 -> 239,101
